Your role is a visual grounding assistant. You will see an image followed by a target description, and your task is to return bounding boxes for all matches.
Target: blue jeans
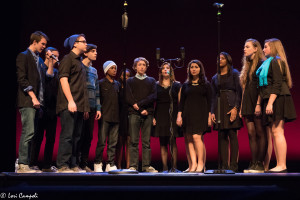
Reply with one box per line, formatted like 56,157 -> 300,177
56,110 -> 83,169
95,120 -> 119,164
128,114 -> 153,171
18,107 -> 38,165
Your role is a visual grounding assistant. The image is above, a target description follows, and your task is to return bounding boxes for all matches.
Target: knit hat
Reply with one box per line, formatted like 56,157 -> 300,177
103,60 -> 117,74
64,34 -> 82,49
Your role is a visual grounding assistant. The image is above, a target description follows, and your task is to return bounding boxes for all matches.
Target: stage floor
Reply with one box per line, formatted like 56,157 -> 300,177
1,172 -> 300,200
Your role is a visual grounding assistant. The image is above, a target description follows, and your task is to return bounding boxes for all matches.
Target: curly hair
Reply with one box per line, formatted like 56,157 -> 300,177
240,38 -> 265,89
132,57 -> 149,72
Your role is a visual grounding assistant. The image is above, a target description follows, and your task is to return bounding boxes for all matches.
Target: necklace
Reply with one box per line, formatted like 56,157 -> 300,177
162,84 -> 170,89
192,80 -> 199,86
162,79 -> 171,88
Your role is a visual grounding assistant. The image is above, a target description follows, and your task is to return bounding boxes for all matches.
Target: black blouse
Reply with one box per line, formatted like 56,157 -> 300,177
179,81 -> 212,113
259,57 -> 291,99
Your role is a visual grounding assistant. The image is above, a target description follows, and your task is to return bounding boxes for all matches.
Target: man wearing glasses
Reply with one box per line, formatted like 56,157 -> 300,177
56,34 -> 90,173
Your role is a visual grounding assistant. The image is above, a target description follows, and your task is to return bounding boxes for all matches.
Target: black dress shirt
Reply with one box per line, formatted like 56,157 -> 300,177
56,51 -> 90,114
99,78 -> 120,122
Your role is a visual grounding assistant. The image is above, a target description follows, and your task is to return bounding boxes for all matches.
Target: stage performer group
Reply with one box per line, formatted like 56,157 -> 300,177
16,31 -> 296,173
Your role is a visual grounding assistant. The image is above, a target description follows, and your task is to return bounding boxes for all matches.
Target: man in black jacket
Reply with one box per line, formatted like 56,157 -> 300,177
16,31 -> 50,173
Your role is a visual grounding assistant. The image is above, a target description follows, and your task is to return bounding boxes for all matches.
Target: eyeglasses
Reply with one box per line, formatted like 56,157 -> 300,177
75,40 -> 87,44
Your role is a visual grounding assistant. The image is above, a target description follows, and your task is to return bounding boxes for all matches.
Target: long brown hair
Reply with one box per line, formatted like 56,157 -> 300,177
265,38 -> 292,88
158,62 -> 175,85
240,38 -> 266,89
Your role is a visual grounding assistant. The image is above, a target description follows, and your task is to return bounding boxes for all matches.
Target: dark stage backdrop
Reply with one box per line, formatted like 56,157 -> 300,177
14,0 -> 300,165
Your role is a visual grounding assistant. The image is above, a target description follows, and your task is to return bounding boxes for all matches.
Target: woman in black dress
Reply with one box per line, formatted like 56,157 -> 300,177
256,38 -> 296,173
211,52 -> 243,172
239,38 -> 267,173
177,60 -> 212,173
116,68 -> 133,169
153,62 -> 182,172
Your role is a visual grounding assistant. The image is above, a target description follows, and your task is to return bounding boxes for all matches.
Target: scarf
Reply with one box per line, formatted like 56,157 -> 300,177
135,73 -> 148,80
256,57 -> 274,86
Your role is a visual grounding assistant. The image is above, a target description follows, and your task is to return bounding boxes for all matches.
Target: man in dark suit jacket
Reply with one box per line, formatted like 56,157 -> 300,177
16,31 -> 50,173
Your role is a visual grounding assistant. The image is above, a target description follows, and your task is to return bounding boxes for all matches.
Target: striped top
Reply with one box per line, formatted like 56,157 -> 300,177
85,64 -> 101,111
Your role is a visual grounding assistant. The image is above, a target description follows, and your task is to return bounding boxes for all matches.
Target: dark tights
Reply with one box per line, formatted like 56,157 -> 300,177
245,116 -> 267,163
159,136 -> 178,171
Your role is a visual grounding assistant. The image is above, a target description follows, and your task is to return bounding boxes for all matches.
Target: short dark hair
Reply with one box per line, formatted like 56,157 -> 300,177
45,47 -> 58,55
30,31 -> 49,44
82,43 -> 97,59
86,44 -> 97,53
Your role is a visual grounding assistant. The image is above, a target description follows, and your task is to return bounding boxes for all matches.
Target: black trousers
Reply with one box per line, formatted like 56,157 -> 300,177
30,107 -> 57,168
218,129 -> 239,171
79,110 -> 96,168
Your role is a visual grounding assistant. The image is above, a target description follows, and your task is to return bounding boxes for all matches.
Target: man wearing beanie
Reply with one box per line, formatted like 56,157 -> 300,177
94,60 -> 120,172
126,57 -> 158,172
56,34 -> 90,173
78,44 -> 101,172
